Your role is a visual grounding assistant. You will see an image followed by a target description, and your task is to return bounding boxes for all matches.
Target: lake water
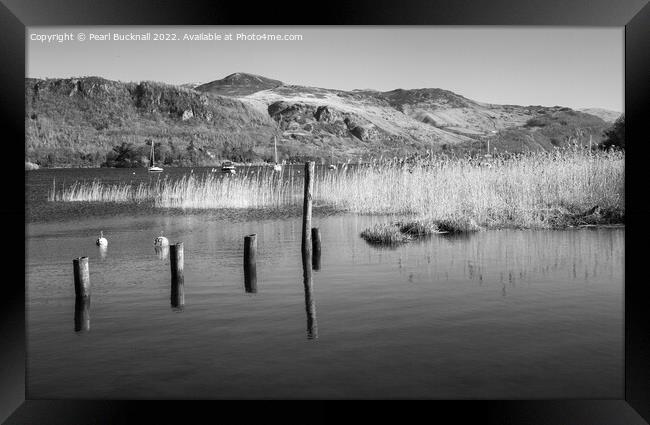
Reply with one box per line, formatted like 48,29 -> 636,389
26,168 -> 624,399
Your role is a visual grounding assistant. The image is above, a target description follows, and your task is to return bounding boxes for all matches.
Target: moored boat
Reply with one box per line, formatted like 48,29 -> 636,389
221,161 -> 236,174
148,142 -> 163,173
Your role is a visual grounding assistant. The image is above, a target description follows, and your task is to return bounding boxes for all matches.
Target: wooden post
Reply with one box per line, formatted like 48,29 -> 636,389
170,242 -> 184,309
302,161 -> 315,257
311,227 -> 321,271
301,162 -> 317,338
244,234 -> 258,293
73,257 -> 90,299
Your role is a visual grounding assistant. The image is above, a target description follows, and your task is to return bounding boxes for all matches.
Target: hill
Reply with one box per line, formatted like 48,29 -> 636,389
25,77 -> 276,167
25,74 -> 612,167
195,72 -> 283,97
578,108 -> 622,123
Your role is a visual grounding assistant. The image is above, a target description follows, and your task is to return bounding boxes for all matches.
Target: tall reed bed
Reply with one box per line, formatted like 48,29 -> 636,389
48,179 -> 156,203
316,149 -> 624,227
48,168 -> 304,209
48,149 -> 624,228
155,169 -> 301,209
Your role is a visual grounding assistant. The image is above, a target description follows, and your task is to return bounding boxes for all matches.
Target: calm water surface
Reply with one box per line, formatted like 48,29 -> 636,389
26,169 -> 624,399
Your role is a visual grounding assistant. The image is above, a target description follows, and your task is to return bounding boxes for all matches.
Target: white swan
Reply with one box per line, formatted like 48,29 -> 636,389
96,231 -> 108,247
154,231 -> 169,247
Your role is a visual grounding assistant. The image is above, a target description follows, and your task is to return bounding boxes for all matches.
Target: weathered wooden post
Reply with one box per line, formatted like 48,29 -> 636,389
300,161 -> 318,338
73,256 -> 91,299
72,256 -> 91,332
244,234 -> 258,293
301,161 -> 315,257
170,242 -> 184,309
311,227 -> 321,271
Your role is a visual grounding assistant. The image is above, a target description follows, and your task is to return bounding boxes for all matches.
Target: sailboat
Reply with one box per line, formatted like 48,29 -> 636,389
148,142 -> 163,172
273,117 -> 282,172
328,148 -> 336,170
273,136 -> 282,172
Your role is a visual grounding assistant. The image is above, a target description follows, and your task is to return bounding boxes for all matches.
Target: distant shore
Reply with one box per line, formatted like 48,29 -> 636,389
26,161 -> 288,170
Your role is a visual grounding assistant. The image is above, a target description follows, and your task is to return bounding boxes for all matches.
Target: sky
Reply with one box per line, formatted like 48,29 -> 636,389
26,26 -> 624,112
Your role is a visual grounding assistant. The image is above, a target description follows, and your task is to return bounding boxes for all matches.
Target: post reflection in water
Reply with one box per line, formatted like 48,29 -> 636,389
312,248 -> 321,271
171,283 -> 184,311
311,228 -> 322,271
74,297 -> 90,332
302,251 -> 318,340
244,234 -> 258,294
154,245 -> 169,261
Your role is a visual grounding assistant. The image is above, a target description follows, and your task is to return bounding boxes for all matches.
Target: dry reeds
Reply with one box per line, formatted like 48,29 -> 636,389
48,148 -> 624,229
48,179 -> 155,203
317,149 -> 624,229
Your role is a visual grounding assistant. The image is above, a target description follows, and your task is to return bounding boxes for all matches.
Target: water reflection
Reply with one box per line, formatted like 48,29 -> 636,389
98,245 -> 108,260
74,297 -> 90,332
27,212 -> 623,399
154,245 -> 169,261
311,228 -> 322,271
362,240 -> 401,250
439,232 -> 475,243
244,234 -> 258,294
374,228 -> 623,290
171,284 -> 184,311
312,249 -> 321,271
244,275 -> 258,294
302,252 -> 318,340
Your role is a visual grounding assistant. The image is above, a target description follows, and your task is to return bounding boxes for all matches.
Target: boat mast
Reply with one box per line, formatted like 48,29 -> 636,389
274,116 -> 282,164
274,136 -> 278,164
150,142 -> 155,166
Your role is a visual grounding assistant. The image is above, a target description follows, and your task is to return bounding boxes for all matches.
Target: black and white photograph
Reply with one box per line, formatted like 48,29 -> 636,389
24,25 -> 626,400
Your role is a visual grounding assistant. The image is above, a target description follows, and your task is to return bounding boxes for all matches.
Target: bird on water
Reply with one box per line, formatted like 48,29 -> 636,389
96,231 -> 108,246
154,231 -> 169,247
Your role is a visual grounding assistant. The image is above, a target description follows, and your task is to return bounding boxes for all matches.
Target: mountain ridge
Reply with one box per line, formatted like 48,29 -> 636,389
25,74 -> 613,167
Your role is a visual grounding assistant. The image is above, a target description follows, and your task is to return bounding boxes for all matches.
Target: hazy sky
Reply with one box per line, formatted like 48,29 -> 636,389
26,26 -> 623,111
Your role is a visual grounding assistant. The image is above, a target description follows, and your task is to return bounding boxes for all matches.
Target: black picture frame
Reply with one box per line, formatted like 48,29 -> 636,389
2,0 -> 649,423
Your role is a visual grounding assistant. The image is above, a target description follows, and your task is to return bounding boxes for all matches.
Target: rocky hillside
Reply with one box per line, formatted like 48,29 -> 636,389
25,77 -> 276,167
25,73 -> 617,167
